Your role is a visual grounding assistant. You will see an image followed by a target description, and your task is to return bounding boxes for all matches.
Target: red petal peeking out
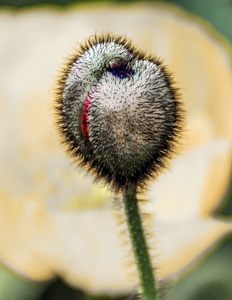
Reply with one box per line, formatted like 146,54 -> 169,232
82,95 -> 91,140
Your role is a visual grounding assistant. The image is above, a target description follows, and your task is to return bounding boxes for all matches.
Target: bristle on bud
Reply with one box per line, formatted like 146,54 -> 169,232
54,33 -> 184,192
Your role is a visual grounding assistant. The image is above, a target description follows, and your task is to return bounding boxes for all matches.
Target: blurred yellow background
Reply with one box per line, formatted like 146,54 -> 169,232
0,1 -> 232,300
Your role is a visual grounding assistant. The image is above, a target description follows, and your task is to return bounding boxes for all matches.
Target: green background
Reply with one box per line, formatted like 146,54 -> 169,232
0,0 -> 232,44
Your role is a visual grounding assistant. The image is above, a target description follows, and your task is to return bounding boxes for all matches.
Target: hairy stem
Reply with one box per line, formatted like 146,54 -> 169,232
123,187 -> 158,300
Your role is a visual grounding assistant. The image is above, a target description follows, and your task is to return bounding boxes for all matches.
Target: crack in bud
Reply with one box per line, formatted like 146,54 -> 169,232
108,61 -> 134,79
82,94 -> 92,141
81,85 -> 99,142
55,33 -> 184,192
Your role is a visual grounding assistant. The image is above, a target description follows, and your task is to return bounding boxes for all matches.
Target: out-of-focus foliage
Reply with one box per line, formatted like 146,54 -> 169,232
165,0 -> 232,44
0,0 -> 232,46
1,0 -> 139,8
174,237 -> 232,300
0,267 -> 46,300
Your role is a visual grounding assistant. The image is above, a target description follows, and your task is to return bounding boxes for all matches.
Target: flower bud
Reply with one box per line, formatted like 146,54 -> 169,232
55,34 -> 183,191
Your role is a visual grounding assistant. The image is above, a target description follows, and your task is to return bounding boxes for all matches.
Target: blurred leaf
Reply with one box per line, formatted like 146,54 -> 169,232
220,181 -> 232,216
0,267 -> 46,300
0,0 -> 140,9
38,279 -> 127,300
38,280 -> 85,300
173,237 -> 232,300
165,0 -> 232,44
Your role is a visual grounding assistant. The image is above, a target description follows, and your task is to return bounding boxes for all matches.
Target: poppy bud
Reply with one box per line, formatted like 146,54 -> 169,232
55,34 -> 183,191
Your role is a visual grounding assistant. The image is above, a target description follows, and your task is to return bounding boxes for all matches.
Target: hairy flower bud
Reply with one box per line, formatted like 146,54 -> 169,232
55,34 -> 183,191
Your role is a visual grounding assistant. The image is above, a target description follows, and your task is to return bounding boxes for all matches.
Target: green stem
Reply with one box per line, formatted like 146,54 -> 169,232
123,187 -> 158,300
